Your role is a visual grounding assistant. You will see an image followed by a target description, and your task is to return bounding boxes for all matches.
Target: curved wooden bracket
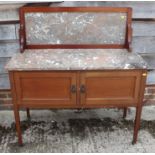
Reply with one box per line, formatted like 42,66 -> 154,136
127,24 -> 132,52
19,25 -> 24,53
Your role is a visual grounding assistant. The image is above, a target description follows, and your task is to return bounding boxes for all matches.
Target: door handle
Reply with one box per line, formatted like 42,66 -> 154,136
71,85 -> 76,93
80,85 -> 86,93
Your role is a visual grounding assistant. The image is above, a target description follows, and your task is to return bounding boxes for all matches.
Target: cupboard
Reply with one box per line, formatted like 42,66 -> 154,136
6,6 -> 147,145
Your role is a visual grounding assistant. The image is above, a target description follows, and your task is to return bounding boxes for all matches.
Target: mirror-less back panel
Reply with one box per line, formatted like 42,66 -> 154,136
19,7 -> 132,51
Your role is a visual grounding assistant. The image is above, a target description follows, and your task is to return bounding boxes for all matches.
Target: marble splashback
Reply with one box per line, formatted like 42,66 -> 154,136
25,12 -> 127,45
6,49 -> 147,71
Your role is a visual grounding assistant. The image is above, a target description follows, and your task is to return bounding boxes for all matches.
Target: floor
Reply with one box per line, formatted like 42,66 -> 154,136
0,107 -> 155,153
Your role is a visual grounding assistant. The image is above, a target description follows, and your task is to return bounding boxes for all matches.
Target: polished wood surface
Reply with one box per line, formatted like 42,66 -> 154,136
10,70 -> 146,108
13,71 -> 77,107
20,7 -> 131,12
9,72 -> 23,145
80,70 -> 142,107
132,70 -> 146,144
26,44 -> 126,50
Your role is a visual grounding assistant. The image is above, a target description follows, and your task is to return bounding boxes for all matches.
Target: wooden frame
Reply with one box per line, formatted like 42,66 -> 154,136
19,7 -> 132,52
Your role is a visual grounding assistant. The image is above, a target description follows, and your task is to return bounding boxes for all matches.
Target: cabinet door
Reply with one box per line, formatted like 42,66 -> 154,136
80,71 -> 144,107
13,71 -> 77,108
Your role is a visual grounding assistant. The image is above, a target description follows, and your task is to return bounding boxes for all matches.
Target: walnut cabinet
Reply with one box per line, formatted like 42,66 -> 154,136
7,6 -> 148,146
10,70 -> 146,109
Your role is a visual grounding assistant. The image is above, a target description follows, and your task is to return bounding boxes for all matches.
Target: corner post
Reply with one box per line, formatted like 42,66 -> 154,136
14,106 -> 23,146
132,71 -> 147,144
9,72 -> 23,146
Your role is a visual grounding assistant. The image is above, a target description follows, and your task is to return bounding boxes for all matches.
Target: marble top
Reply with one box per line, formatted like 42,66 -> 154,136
25,12 -> 127,45
6,49 -> 147,71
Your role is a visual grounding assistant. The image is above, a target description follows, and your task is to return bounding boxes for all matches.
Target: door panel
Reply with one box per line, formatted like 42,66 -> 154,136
86,77 -> 135,98
21,77 -> 71,99
14,71 -> 77,107
80,71 -> 143,106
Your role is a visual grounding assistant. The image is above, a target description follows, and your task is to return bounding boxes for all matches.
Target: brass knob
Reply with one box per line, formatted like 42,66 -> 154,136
71,85 -> 76,93
80,85 -> 86,93
142,73 -> 147,76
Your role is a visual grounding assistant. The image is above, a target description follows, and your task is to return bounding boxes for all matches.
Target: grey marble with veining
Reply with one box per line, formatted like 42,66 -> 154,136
25,12 -> 127,45
5,49 -> 147,71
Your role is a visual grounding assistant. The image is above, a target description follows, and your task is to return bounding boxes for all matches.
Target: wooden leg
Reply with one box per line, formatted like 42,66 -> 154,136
14,106 -> 23,146
132,106 -> 142,144
26,108 -> 30,120
123,108 -> 127,119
